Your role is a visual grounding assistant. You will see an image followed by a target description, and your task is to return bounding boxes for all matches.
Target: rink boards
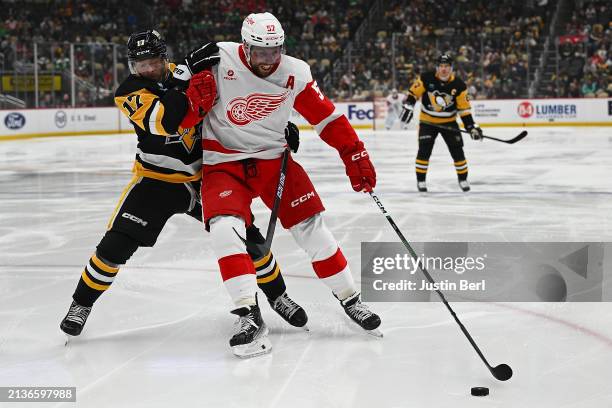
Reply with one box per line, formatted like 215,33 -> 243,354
1,98 -> 610,140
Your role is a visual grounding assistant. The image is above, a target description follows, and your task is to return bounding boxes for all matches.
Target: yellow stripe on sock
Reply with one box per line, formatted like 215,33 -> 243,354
91,254 -> 119,274
454,160 -> 467,165
415,159 -> 429,165
456,168 -> 468,174
81,271 -> 110,291
416,168 -> 428,174
253,251 -> 272,269
256,264 -> 280,284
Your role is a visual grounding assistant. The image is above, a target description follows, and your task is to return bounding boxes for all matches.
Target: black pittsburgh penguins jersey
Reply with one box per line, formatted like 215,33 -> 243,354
407,71 -> 473,125
114,63 -> 202,183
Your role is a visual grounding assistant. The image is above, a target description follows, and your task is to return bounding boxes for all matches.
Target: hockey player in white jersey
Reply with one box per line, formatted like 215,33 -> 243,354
185,12 -> 382,357
384,88 -> 407,130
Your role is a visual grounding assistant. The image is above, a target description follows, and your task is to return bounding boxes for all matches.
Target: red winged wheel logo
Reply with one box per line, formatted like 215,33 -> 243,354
226,91 -> 289,126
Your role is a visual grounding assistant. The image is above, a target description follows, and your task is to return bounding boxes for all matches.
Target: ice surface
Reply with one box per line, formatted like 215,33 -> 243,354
0,127 -> 611,407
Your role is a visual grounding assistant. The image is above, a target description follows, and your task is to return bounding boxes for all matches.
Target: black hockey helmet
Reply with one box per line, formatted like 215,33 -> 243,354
437,52 -> 454,66
127,30 -> 167,73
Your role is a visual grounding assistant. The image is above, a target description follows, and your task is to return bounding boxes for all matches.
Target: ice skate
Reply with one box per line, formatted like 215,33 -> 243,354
340,292 -> 382,337
229,301 -> 272,358
60,300 -> 92,339
417,181 -> 427,192
269,292 -> 309,330
458,180 -> 470,192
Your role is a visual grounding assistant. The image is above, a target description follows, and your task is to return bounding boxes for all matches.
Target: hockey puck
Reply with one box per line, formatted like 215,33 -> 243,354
471,387 -> 489,397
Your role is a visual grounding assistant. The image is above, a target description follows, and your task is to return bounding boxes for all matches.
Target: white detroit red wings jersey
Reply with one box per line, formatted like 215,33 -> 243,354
386,93 -> 407,115
201,42 -> 357,164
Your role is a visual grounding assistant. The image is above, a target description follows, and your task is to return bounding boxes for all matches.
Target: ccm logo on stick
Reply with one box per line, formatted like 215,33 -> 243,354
291,192 -> 316,207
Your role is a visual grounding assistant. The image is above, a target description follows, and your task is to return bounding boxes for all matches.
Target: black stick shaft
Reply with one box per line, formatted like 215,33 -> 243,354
422,122 -> 526,143
264,148 -> 290,246
369,191 -> 495,372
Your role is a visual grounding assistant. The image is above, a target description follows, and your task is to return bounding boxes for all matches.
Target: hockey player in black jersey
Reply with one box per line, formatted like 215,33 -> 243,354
60,30 -> 307,339
399,53 -> 483,192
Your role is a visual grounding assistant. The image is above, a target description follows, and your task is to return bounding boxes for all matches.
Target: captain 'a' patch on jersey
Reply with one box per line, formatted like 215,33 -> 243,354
408,72 -> 472,124
114,67 -> 202,183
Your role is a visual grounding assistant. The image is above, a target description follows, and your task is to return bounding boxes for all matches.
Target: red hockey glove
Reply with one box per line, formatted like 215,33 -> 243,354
340,141 -> 376,192
185,70 -> 216,113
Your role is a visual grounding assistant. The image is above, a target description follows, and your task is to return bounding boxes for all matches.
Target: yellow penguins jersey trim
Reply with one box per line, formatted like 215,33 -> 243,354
408,71 -> 474,125
114,62 -> 203,183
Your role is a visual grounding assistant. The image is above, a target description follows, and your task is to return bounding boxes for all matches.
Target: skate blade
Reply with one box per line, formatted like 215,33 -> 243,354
366,328 -> 383,338
232,337 -> 272,358
301,325 -> 310,332
64,334 -> 76,346
232,324 -> 272,359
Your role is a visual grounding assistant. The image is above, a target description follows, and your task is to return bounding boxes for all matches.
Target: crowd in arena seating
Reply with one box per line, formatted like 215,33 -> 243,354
0,0 -> 609,108
0,0 -> 372,107
327,0 -> 554,101
544,0 -> 611,98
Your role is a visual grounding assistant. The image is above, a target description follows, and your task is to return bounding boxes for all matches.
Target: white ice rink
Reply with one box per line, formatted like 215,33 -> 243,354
1,127 -> 611,407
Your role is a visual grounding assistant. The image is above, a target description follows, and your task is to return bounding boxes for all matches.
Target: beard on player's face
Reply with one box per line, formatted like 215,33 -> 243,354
249,45 -> 282,77
134,57 -> 167,82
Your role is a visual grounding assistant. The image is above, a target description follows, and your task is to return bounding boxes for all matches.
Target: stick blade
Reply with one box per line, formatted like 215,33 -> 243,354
492,363 -> 513,381
508,131 -> 528,144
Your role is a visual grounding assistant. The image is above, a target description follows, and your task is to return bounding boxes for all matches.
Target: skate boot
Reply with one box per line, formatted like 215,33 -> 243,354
269,292 -> 308,329
229,300 -> 272,358
417,181 -> 427,192
60,301 -> 92,336
340,292 -> 382,337
458,179 -> 470,192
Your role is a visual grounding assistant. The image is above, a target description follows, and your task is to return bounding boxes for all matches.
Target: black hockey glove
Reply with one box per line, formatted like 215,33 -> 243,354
284,121 -> 299,153
172,42 -> 220,91
399,103 -> 414,125
183,42 -> 220,75
467,124 -> 483,141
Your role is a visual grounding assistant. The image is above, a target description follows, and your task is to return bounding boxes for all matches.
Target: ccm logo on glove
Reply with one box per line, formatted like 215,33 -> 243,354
351,150 -> 369,161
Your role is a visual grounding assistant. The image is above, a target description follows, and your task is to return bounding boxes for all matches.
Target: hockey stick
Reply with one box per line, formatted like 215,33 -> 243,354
369,191 -> 513,381
235,147 -> 290,255
263,147 -> 290,248
423,122 -> 528,144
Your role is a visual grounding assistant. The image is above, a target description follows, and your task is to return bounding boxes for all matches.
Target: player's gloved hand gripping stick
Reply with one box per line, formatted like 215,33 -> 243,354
368,190 -> 513,382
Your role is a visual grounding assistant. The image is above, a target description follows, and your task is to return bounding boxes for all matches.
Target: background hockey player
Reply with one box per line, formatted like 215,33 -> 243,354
384,88 -> 407,130
399,53 -> 483,192
186,12 -> 381,357
59,29 -> 307,338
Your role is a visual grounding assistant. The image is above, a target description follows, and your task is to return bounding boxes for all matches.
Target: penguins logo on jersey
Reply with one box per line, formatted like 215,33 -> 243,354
226,91 -> 289,126
428,90 -> 454,112
165,127 -> 200,153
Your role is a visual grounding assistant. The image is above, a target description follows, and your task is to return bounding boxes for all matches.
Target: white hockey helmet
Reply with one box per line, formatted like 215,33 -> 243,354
241,12 -> 285,64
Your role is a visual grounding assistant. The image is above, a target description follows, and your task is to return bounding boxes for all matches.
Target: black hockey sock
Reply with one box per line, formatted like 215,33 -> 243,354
73,254 -> 120,307
72,231 -> 138,307
455,160 -> 468,181
415,158 -> 429,182
449,146 -> 468,181
254,251 -> 286,301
